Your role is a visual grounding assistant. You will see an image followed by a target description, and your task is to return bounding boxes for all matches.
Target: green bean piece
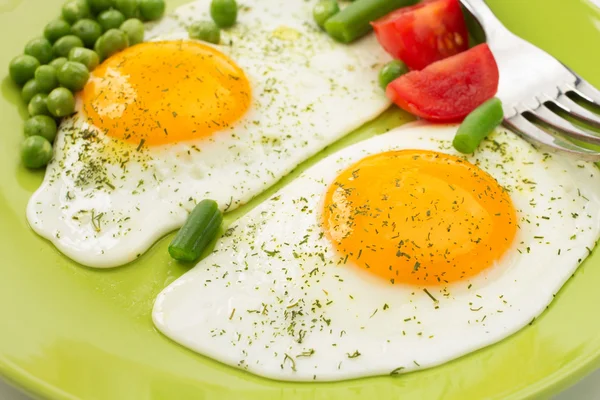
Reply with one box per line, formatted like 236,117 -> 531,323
62,0 -> 91,24
21,135 -> 53,169
313,0 -> 340,29
69,47 -> 100,71
325,0 -> 418,43
71,19 -> 103,48
34,65 -> 59,93
28,93 -> 51,117
210,0 -> 238,28
44,19 -> 72,44
9,55 -> 40,86
24,115 -> 58,142
378,60 -> 409,90
168,199 -> 223,262
98,9 -> 126,32
188,21 -> 220,44
22,79 -> 43,103
120,18 -> 145,45
53,35 -> 84,58
46,88 -> 76,117
453,98 -> 504,154
24,37 -> 53,65
139,0 -> 166,21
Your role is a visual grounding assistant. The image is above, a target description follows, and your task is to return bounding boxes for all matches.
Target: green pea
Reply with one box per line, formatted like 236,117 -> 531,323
71,19 -> 103,48
97,29 -> 129,59
21,135 -> 53,169
139,0 -> 165,21
120,18 -> 145,45
57,61 -> 90,91
88,0 -> 113,14
49,57 -> 68,70
53,35 -> 84,58
188,21 -> 220,44
24,115 -> 58,143
69,47 -> 100,71
9,55 -> 40,86
46,87 -> 76,117
24,37 -> 53,65
28,93 -> 51,117
94,36 -> 104,59
21,79 -> 43,103
44,19 -> 72,44
114,0 -> 139,18
62,0 -> 91,24
97,9 -> 126,32
210,0 -> 237,28
313,0 -> 339,29
378,60 -> 409,90
34,65 -> 59,93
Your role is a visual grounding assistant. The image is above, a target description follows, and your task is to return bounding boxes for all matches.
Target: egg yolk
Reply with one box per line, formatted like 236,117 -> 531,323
80,41 -> 251,146
322,150 -> 517,286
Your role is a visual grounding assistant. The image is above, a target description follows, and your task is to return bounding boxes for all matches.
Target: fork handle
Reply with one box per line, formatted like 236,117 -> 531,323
460,0 -> 511,42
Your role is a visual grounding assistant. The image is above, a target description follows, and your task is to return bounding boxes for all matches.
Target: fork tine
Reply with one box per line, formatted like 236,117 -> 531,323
554,94 -> 600,128
573,79 -> 600,106
528,105 -> 600,146
504,114 -> 600,162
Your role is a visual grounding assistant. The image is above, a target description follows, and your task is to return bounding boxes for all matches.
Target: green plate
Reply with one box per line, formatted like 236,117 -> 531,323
1,0 -> 600,399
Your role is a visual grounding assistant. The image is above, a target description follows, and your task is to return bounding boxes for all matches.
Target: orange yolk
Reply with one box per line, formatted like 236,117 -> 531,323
322,150 -> 517,286
80,41 -> 251,146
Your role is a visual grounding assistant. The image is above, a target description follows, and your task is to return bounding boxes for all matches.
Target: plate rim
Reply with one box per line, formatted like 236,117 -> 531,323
2,0 -> 600,398
2,339 -> 600,400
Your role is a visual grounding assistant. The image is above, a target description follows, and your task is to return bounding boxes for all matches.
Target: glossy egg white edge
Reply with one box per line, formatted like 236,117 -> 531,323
26,0 -> 391,268
153,122 -> 600,382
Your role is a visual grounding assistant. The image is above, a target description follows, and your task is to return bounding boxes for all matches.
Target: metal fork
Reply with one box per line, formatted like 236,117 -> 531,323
461,0 -> 600,161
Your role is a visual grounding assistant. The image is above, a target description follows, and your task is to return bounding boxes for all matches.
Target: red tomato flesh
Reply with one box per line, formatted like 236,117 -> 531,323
386,43 -> 500,122
372,0 -> 469,71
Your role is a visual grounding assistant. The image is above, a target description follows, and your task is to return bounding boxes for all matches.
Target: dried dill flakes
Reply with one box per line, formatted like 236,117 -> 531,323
283,353 -> 296,371
347,350 -> 361,359
423,288 -> 438,303
297,349 -> 315,358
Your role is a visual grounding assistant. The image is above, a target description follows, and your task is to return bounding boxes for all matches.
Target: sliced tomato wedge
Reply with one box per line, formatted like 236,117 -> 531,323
372,0 -> 469,71
386,43 -> 499,122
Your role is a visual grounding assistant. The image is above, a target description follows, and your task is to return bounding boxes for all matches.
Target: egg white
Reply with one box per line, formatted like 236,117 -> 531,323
153,123 -> 600,381
26,0 -> 391,268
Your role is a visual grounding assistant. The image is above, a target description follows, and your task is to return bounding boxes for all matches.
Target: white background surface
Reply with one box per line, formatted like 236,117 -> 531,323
2,0 -> 600,399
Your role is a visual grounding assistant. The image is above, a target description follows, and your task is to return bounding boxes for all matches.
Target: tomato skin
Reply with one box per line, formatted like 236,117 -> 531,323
372,0 -> 469,71
386,44 -> 500,122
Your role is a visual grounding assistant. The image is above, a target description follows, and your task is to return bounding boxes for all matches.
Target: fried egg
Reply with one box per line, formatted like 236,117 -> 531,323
26,0 -> 391,267
153,123 -> 600,381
